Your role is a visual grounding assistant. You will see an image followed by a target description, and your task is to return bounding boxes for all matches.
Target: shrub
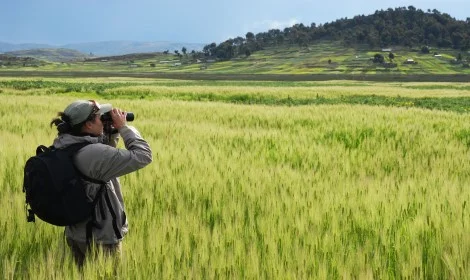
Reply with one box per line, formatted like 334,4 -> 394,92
373,54 -> 385,63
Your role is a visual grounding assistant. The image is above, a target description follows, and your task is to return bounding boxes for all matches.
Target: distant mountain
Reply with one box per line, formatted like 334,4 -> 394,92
64,41 -> 206,56
0,41 -> 206,57
0,42 -> 53,53
4,48 -> 90,62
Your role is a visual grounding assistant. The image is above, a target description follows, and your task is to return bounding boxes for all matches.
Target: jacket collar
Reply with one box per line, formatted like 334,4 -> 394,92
53,133 -> 101,149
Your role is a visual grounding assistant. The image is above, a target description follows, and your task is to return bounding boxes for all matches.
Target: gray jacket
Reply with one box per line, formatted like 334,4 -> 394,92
52,125 -> 152,244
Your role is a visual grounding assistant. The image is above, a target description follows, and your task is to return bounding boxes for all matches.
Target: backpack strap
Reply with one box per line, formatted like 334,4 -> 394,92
63,142 -> 106,185
86,183 -> 106,246
64,142 -> 109,245
103,188 -> 124,240
35,145 -> 51,155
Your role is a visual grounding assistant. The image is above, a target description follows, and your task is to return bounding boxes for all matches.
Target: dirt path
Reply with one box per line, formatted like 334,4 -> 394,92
0,71 -> 469,82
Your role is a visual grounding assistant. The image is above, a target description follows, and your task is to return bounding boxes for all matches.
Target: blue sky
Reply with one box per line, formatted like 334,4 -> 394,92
1,0 -> 468,45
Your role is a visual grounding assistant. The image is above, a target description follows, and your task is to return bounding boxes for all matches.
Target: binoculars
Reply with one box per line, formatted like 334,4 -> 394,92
101,112 -> 135,122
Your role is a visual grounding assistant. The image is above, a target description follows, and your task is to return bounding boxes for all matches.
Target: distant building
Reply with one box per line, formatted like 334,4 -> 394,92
382,48 -> 392,52
404,58 -> 417,64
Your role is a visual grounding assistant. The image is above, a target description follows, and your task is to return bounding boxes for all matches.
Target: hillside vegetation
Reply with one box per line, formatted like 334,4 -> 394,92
1,42 -> 468,77
0,54 -> 45,68
206,6 -> 470,61
4,48 -> 91,62
1,7 -> 469,77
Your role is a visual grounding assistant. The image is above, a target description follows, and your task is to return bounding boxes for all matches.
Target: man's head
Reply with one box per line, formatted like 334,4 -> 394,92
64,100 -> 112,126
55,100 -> 112,136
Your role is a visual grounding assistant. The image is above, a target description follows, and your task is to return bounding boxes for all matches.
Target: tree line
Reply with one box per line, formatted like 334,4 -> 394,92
201,6 -> 470,61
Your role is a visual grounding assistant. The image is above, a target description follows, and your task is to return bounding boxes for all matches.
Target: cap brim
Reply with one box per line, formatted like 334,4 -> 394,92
97,104 -> 112,115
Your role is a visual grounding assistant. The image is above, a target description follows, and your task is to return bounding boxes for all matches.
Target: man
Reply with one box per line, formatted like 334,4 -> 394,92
50,100 -> 152,267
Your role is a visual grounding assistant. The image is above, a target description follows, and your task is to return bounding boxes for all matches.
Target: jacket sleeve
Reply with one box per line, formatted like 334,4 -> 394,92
75,125 -> 153,182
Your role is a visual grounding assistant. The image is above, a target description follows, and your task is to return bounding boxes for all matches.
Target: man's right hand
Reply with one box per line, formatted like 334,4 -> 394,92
110,108 -> 127,130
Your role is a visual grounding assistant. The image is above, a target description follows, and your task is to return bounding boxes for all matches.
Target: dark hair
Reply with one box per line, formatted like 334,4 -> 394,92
50,112 -> 97,136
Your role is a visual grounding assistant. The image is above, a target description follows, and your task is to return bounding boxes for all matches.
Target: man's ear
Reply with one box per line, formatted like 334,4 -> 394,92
83,120 -> 93,131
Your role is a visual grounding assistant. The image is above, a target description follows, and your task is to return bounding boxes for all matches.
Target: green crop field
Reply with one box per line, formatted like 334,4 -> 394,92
1,77 -> 470,279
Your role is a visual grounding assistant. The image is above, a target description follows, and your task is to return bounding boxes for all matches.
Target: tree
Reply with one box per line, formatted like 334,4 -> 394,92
245,32 -> 256,52
437,38 -> 452,48
388,52 -> 395,62
245,32 -> 255,41
461,38 -> 470,51
373,53 -> 385,63
202,43 -> 217,57
233,36 -> 245,46
451,32 -> 464,49
295,31 -> 309,47
174,50 -> 182,58
182,47 -> 187,55
245,49 -> 251,57
421,46 -> 430,53
192,8 -> 470,60
276,34 -> 285,45
203,45 -> 210,56
209,43 -> 217,57
212,40 -> 235,60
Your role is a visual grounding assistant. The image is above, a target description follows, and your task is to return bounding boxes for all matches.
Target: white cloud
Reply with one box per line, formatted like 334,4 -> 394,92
217,18 -> 301,43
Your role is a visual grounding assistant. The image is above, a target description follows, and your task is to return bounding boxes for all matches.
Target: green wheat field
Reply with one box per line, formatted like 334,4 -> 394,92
1,77 -> 469,279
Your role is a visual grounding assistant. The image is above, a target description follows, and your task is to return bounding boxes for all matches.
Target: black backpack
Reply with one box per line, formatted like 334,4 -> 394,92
23,142 -> 105,226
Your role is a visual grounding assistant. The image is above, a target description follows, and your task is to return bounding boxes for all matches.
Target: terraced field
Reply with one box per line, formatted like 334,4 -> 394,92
2,42 -> 469,75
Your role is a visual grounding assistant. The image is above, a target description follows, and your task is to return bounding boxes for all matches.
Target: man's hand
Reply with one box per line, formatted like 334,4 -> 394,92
110,108 -> 127,130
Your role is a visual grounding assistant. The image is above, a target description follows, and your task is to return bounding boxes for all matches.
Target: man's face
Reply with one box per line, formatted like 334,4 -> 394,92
87,114 -> 104,136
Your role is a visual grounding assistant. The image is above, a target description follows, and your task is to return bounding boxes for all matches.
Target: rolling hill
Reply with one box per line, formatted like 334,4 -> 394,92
4,48 -> 91,62
1,7 -> 469,78
0,41 -> 206,57
63,41 -> 206,56
1,41 -> 468,78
